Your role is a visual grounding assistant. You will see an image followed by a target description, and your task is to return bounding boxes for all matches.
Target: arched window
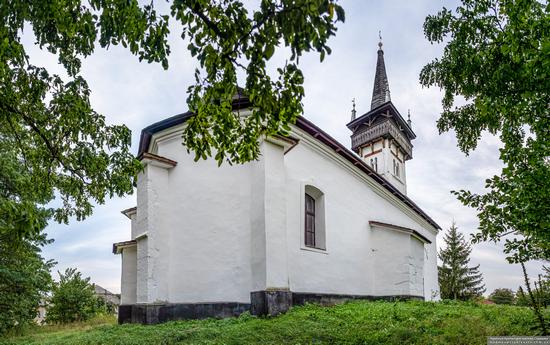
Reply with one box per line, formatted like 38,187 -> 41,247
304,185 -> 326,250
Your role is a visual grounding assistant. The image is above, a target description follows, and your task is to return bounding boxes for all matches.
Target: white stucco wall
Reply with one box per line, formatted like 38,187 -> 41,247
409,237 -> 425,296
135,237 -> 148,303
151,131 -> 254,304
371,228 -> 413,296
250,139 -> 289,291
424,240 -> 440,300
284,126 -> 438,299
120,121 -> 439,305
120,246 -> 137,305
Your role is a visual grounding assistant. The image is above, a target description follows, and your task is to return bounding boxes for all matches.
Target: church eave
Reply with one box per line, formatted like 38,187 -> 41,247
112,240 -> 137,254
369,221 -> 432,244
138,97 -> 253,157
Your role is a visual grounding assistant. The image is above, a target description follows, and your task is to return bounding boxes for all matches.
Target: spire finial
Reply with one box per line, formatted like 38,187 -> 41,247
407,109 -> 412,128
371,33 -> 390,109
351,98 -> 357,120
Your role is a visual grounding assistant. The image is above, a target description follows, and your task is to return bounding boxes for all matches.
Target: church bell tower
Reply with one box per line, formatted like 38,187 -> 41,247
347,38 -> 416,195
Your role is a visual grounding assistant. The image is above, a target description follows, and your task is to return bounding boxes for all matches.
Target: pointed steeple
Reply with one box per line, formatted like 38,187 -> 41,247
370,33 -> 391,110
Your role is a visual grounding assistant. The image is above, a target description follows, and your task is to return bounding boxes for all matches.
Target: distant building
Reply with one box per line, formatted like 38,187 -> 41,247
94,285 -> 120,313
114,39 -> 441,324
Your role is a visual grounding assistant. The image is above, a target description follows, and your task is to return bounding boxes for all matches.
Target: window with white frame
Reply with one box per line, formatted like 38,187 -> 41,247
304,185 -> 326,250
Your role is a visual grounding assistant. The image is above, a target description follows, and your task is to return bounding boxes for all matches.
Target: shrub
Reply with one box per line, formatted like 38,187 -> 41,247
489,288 -> 515,305
46,268 -> 101,324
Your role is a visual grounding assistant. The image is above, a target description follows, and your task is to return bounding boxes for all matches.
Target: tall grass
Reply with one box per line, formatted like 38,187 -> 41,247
2,301 -> 542,345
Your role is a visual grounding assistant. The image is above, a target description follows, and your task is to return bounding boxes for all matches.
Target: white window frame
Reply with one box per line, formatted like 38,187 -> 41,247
300,183 -> 328,254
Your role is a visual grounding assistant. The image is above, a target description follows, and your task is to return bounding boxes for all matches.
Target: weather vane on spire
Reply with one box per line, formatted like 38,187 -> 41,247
351,98 -> 357,121
378,30 -> 383,49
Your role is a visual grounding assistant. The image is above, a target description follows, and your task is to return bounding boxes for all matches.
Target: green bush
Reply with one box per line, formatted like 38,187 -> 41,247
46,268 -> 102,324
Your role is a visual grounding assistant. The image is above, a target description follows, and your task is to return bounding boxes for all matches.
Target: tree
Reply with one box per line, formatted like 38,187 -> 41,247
0,232 -> 54,335
420,0 -> 549,264
438,222 -> 486,300
0,142 -> 55,335
489,288 -> 515,305
46,268 -> 100,324
421,0 -> 548,333
1,1 -> 344,239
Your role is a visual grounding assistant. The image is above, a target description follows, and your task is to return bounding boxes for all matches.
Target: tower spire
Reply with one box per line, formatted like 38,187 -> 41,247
371,32 -> 391,110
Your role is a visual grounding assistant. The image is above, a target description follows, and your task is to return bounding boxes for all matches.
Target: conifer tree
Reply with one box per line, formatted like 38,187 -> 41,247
438,222 -> 485,300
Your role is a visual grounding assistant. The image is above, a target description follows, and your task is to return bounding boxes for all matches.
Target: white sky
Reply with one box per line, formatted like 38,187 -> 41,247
23,0 -> 544,294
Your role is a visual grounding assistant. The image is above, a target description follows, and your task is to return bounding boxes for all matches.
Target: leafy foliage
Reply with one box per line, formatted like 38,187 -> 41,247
0,142 -> 55,335
489,288 -> 515,305
1,0 -> 344,239
420,0 -> 550,263
0,231 -> 54,335
438,222 -> 486,300
1,1 -> 151,238
177,0 -> 344,164
46,268 -> 101,324
2,301 -> 542,344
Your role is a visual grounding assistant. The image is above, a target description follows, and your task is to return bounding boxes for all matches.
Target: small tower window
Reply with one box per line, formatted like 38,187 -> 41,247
371,157 -> 378,172
393,160 -> 400,178
396,162 -> 400,177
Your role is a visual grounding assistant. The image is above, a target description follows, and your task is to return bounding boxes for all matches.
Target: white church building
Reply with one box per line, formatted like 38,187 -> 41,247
114,41 -> 441,324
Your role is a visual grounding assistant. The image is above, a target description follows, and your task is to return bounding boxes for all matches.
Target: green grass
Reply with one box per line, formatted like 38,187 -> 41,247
2,301 -> 541,345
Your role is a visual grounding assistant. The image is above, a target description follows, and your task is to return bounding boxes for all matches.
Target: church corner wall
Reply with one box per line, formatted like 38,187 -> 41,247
424,239 -> 440,301
121,246 -> 137,305
135,162 -> 172,304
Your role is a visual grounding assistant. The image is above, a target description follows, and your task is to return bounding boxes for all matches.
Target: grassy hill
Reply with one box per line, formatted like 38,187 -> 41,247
2,300 -> 540,345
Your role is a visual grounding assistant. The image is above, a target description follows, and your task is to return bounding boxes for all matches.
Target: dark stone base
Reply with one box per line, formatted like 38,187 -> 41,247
118,302 -> 250,325
119,292 -> 423,324
292,292 -> 424,306
250,290 -> 292,316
